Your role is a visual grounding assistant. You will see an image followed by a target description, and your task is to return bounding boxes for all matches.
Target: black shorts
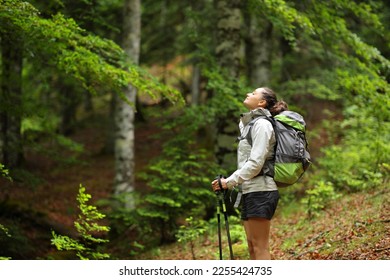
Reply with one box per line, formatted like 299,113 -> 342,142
241,191 -> 280,221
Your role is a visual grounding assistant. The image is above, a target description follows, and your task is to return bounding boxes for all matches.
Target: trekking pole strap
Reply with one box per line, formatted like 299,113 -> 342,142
230,185 -> 242,208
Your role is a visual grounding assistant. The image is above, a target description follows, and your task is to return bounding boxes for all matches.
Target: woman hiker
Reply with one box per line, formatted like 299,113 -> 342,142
211,87 -> 287,260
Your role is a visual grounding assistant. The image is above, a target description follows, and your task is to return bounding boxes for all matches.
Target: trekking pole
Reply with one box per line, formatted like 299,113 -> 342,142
215,175 -> 234,260
215,192 -> 223,260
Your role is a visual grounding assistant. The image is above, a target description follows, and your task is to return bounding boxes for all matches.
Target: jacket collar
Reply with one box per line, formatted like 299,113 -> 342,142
240,108 -> 271,126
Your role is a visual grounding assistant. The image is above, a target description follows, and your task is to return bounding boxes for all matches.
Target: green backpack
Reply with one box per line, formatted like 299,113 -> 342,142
245,111 -> 311,187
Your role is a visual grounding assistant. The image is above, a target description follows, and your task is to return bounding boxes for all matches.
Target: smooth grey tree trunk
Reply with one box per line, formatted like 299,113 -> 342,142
114,0 -> 141,209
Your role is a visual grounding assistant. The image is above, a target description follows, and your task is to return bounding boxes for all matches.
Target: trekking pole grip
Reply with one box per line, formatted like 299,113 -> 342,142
214,174 -> 225,195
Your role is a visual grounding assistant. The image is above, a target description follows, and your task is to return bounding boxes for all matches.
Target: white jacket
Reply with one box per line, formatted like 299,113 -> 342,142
226,108 -> 277,193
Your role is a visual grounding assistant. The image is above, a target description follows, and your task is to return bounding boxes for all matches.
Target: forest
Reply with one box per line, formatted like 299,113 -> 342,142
0,0 -> 389,260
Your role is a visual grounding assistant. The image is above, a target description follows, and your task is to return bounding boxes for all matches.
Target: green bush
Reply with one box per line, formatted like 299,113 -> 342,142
0,163 -> 12,181
317,108 -> 389,192
176,216 -> 207,259
301,181 -> 341,219
207,215 -> 247,259
0,224 -> 12,260
137,145 -> 219,243
136,105 -> 224,244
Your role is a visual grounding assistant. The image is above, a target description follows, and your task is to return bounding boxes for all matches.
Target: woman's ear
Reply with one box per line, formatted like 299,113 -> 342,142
258,99 -> 267,108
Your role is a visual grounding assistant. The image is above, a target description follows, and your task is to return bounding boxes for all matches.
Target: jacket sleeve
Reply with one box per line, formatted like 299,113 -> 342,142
226,119 -> 274,188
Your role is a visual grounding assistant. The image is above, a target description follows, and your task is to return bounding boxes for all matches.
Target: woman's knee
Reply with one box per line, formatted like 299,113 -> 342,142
252,239 -> 269,252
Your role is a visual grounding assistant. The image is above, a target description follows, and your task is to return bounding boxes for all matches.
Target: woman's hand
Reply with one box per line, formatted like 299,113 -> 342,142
211,178 -> 227,192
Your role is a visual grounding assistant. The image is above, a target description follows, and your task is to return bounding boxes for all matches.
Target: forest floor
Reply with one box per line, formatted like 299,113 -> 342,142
140,188 -> 390,260
0,111 -> 389,260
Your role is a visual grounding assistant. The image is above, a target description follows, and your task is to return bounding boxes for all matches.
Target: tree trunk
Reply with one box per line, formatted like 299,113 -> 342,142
215,0 -> 241,77
245,16 -> 273,86
59,81 -> 79,136
214,0 -> 242,172
279,36 -> 293,83
113,0 -> 141,209
191,65 -> 201,106
0,30 -> 23,168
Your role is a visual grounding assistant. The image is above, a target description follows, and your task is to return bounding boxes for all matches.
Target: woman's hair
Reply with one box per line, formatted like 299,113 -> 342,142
261,87 -> 288,116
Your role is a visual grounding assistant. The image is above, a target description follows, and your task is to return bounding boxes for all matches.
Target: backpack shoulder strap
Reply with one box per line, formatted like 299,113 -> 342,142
240,115 -> 276,146
239,115 -> 277,179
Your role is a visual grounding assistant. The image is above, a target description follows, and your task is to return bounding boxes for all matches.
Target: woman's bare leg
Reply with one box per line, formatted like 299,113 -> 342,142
243,217 -> 271,260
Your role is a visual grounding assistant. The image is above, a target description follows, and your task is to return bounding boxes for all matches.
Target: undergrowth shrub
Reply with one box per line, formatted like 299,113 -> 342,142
0,163 -> 12,181
301,181 -> 341,219
0,220 -> 36,259
207,215 -> 247,260
176,216 -> 207,260
317,108 -> 389,192
51,184 -> 110,260
319,145 -> 384,192
0,165 -> 12,260
136,105 -> 224,245
107,203 -> 158,258
22,114 -> 84,166
0,224 -> 12,260
137,145 -> 219,243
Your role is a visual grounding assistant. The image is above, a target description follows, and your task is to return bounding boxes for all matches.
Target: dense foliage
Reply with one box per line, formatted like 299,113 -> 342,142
0,0 -> 183,100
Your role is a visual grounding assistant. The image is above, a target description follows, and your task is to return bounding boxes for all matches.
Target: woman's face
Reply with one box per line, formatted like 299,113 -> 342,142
243,88 -> 266,110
